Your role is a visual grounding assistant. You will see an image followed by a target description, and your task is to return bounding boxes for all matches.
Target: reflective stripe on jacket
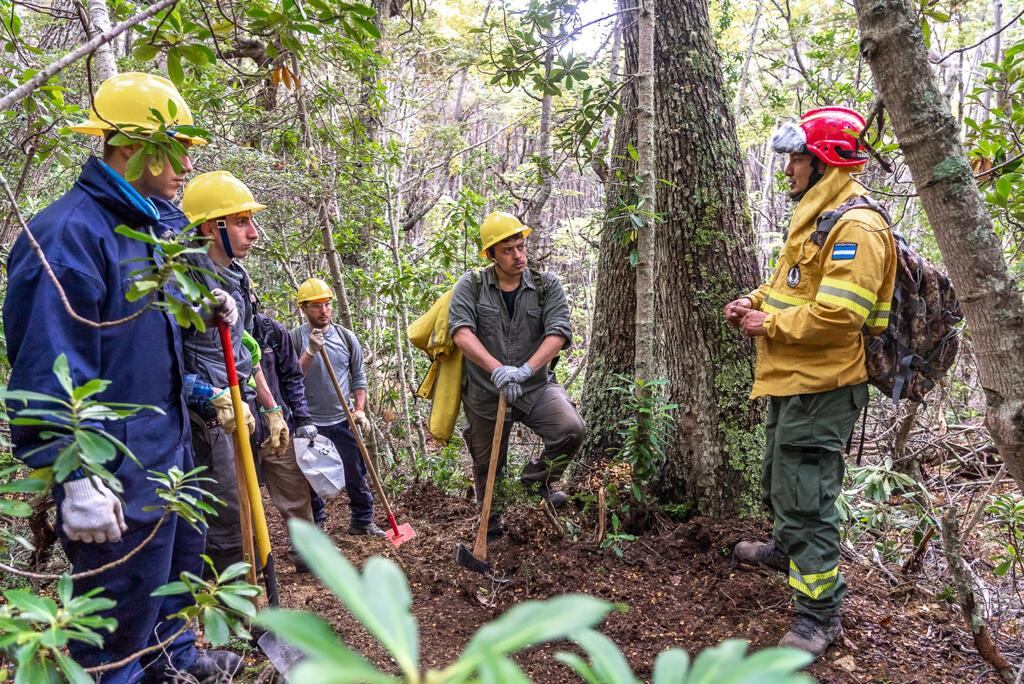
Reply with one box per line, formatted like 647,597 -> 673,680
746,166 -> 896,398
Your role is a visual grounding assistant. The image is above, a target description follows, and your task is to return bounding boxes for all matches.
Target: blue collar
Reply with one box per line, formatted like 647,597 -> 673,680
97,160 -> 161,223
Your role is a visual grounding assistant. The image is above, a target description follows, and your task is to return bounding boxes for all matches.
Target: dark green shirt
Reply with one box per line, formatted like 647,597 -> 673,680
448,266 -> 573,416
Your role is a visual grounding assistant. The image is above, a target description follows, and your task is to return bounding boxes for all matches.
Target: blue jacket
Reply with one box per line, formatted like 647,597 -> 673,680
4,157 -> 190,474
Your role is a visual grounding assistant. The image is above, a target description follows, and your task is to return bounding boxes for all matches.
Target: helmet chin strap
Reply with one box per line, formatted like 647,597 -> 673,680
217,219 -> 236,260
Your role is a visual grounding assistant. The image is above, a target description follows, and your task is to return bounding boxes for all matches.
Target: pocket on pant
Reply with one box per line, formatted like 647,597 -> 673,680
791,452 -> 822,516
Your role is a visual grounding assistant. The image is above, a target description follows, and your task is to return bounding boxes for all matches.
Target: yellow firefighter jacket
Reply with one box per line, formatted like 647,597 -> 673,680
407,287 -> 463,442
747,166 -> 897,399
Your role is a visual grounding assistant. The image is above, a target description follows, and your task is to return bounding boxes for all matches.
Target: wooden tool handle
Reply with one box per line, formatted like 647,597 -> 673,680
473,394 -> 508,560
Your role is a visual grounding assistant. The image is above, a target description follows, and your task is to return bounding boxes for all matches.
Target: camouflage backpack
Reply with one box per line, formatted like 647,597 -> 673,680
814,196 -> 963,403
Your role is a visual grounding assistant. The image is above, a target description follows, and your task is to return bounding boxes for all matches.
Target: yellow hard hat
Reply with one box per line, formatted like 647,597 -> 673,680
181,171 -> 267,223
69,72 -> 206,144
479,211 -> 531,259
297,277 -> 335,305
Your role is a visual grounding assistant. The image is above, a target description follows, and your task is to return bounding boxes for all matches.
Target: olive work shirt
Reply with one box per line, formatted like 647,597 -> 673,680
448,266 -> 573,417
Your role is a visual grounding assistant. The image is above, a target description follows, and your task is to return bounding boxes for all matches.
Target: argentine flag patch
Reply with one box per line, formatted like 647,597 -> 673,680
832,242 -> 858,260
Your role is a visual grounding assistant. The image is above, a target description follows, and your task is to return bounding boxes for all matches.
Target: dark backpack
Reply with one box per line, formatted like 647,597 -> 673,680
814,196 -> 963,404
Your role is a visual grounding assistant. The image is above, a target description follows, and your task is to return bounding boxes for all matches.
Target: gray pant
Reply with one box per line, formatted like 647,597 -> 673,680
462,383 -> 584,507
190,412 -> 242,573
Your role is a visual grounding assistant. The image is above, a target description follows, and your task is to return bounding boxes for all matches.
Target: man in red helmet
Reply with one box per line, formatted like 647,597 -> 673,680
724,107 -> 896,658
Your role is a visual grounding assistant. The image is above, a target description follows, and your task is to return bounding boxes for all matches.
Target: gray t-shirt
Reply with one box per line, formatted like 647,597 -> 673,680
290,323 -> 367,426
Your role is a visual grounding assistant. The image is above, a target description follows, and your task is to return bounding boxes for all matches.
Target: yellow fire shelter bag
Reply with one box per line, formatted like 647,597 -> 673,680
407,287 -> 463,443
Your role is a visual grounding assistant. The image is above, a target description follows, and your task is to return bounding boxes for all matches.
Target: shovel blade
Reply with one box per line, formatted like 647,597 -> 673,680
454,543 -> 510,583
386,523 -> 416,547
258,630 -> 305,678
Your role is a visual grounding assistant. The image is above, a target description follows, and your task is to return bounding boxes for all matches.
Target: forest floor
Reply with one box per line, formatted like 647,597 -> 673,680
253,481 -> 1012,683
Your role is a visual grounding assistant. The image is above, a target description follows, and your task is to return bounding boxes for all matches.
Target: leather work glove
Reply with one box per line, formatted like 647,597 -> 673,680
351,410 -> 371,433
61,477 -> 127,544
210,391 -> 256,435
510,363 -> 535,384
295,423 -> 318,441
261,406 -> 289,455
210,288 -> 238,327
502,382 -> 523,404
489,365 -> 519,391
306,328 -> 326,356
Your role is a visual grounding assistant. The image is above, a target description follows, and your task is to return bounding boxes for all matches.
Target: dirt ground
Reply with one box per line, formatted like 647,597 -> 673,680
258,482 -> 1008,683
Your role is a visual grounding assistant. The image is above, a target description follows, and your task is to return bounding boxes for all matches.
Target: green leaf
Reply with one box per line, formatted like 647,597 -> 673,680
569,629 -> 637,683
151,581 -> 190,597
288,521 -> 418,676
53,354 -> 74,398
72,378 -> 110,402
75,430 -> 116,465
256,609 -> 390,680
218,591 -> 257,618
167,47 -> 185,88
132,43 -> 161,61
5,590 -> 58,620
461,595 -> 611,664
125,149 -> 146,181
202,607 -> 230,646
652,648 -> 690,683
54,651 -> 93,684
0,499 -> 32,517
352,16 -> 382,39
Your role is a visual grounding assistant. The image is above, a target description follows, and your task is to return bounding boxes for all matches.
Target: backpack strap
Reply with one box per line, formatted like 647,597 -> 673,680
812,195 -> 892,247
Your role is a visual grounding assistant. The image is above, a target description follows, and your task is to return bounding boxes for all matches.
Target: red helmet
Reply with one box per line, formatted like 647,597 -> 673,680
799,106 -> 867,167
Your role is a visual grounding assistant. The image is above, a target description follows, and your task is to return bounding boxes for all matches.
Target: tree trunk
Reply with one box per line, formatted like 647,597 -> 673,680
526,50 -> 555,263
634,0 -> 656,382
653,0 -> 764,516
579,0 -> 640,464
86,0 -> 117,83
855,0 -> 1024,493
317,198 -> 354,330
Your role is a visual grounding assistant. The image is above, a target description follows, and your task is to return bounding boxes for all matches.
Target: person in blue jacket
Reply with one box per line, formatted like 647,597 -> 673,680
3,73 -> 240,683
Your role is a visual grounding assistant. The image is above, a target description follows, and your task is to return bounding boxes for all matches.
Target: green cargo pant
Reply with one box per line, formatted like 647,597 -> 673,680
761,383 -> 867,622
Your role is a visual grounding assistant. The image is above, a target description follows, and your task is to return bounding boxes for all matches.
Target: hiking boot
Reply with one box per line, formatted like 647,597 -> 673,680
523,481 -> 569,509
178,649 -> 243,682
779,614 -> 843,660
731,540 -> 789,573
486,513 -> 505,543
348,522 -> 387,537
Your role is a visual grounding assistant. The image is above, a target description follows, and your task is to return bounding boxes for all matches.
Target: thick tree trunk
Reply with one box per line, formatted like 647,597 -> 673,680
653,0 -> 764,516
579,0 -> 639,463
855,0 -> 1024,492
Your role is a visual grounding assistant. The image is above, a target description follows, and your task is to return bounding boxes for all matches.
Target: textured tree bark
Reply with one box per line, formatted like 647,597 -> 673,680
634,0 -> 655,383
579,0 -> 639,463
653,0 -> 763,516
855,0 -> 1024,492
86,0 -> 117,83
526,50 -> 555,263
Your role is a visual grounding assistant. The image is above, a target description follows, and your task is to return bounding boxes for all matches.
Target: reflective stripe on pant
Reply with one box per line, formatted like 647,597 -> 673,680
463,383 -> 584,508
761,383 -> 867,621
257,438 -> 314,562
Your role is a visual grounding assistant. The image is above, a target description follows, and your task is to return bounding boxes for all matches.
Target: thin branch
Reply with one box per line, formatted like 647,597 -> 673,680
0,0 -> 178,112
0,515 -> 167,581
0,171 -> 153,328
936,6 -> 1024,64
85,622 -> 191,674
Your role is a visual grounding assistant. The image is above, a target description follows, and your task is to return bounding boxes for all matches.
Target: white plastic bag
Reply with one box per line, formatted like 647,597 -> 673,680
294,435 -> 346,499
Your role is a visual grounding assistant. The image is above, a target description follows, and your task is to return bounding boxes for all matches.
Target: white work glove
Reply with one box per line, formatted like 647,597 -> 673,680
210,288 -> 238,327
61,477 -> 127,544
210,391 -> 256,435
510,363 -> 535,384
490,365 -> 519,391
261,407 -> 289,455
306,329 -> 326,356
295,424 -> 318,441
502,382 -> 523,404
350,410 -> 371,433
